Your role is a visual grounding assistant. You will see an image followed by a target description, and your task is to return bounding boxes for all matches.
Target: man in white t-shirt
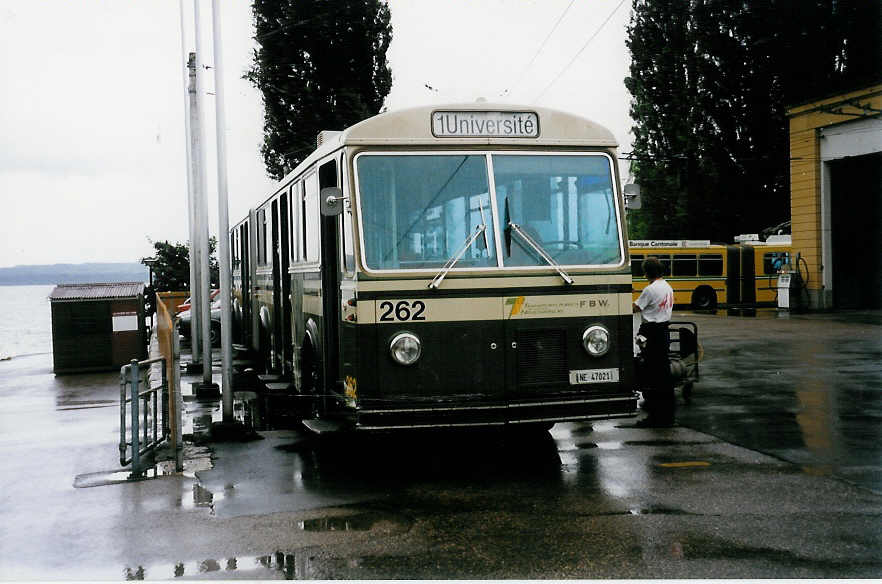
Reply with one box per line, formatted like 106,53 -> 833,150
632,256 -> 675,427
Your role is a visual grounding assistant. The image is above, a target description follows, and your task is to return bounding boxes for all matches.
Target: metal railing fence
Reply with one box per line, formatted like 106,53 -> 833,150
119,357 -> 169,478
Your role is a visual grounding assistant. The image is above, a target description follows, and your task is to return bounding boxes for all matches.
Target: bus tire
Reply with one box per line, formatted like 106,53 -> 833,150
682,381 -> 694,402
691,287 -> 717,310
209,321 -> 221,347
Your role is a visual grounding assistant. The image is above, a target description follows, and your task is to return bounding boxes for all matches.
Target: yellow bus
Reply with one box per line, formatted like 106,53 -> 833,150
629,236 -> 792,309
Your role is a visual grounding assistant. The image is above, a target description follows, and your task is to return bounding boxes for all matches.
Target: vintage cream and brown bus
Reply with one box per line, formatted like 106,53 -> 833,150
231,104 -> 638,431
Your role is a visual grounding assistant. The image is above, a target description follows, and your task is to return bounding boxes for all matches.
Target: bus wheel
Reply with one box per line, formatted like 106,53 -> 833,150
691,287 -> 717,310
209,321 -> 221,347
682,381 -> 694,402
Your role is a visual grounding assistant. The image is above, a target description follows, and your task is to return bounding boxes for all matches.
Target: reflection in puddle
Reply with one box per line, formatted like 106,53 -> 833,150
801,464 -> 834,476
628,506 -> 691,516
124,550 -> 303,580
625,440 -> 683,447
596,441 -> 624,450
74,462 -> 180,487
74,453 -> 212,488
298,513 -> 379,532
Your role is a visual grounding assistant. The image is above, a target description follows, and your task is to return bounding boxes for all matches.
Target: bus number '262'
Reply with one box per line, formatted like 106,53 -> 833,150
379,300 -> 427,322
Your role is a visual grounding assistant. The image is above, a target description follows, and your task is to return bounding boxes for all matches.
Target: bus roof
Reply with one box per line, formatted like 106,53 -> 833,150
266,103 -> 619,210
340,103 -> 618,148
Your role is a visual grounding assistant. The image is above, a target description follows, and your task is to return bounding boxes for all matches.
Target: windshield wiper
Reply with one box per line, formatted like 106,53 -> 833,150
428,223 -> 488,289
506,222 -> 574,285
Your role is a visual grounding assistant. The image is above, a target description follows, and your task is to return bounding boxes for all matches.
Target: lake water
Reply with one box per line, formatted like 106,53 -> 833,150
0,285 -> 55,360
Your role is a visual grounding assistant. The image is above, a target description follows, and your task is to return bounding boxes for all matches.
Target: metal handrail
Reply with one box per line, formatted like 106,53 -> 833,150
119,357 -> 169,478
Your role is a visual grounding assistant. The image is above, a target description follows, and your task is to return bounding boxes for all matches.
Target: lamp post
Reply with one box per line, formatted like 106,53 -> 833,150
141,256 -> 158,331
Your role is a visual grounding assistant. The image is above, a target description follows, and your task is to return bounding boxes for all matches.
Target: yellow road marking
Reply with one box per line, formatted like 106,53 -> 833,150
658,461 -> 711,468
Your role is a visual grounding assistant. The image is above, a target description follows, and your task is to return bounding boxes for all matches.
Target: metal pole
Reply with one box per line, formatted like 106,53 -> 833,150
173,327 -> 184,472
152,388 -> 158,449
119,366 -> 127,466
129,360 -> 140,477
161,358 -> 169,438
187,54 -> 204,365
180,2 -> 201,364
211,0 -> 234,423
194,0 -> 214,387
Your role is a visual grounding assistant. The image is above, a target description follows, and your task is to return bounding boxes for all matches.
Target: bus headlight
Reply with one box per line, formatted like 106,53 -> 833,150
582,325 -> 610,357
389,332 -> 422,366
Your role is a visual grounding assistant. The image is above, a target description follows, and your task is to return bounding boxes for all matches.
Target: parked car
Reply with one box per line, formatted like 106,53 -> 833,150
176,288 -> 220,314
179,298 -> 221,346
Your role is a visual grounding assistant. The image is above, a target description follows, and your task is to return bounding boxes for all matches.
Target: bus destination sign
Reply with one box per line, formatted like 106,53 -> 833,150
432,111 -> 539,138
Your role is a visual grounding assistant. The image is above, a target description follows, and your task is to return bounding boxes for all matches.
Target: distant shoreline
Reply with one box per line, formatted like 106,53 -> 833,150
0,262 -> 148,286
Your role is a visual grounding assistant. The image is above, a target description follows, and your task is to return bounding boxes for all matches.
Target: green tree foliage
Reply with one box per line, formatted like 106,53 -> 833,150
143,239 -> 218,316
625,0 -> 880,241
246,0 -> 393,180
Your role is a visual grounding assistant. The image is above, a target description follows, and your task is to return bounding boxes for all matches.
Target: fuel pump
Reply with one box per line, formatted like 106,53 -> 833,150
776,252 -> 803,310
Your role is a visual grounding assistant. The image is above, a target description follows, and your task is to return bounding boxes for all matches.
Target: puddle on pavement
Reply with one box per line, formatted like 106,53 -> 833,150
801,464 -> 835,476
124,550 -> 304,580
595,441 -> 624,450
627,506 -> 692,515
121,513 -> 410,580
74,461 -> 182,488
556,440 -> 599,452
74,450 -> 213,488
297,512 -> 395,532
56,399 -> 117,411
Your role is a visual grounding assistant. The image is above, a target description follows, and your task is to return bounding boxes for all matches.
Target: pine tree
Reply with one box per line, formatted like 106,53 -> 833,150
247,0 -> 393,180
625,0 -> 880,241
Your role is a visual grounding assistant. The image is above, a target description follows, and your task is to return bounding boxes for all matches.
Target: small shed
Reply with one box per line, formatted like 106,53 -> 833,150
49,282 -> 147,374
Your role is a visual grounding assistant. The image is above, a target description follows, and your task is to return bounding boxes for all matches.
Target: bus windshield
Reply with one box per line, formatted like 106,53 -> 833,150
356,152 -> 622,271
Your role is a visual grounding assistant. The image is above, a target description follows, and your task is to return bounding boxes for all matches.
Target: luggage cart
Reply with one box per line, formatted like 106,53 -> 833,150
667,321 -> 701,400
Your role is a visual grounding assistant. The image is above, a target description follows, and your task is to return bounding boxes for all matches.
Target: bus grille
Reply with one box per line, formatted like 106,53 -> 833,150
516,329 -> 568,387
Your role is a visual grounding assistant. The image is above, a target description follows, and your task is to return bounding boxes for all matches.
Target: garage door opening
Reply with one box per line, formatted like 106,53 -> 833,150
829,152 -> 882,309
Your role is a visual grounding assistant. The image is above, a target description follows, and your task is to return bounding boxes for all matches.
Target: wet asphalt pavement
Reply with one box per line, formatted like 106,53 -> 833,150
0,310 -> 880,579
676,309 -> 882,492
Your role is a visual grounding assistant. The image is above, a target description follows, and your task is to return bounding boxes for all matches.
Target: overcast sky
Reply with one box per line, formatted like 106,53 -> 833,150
0,0 -> 632,268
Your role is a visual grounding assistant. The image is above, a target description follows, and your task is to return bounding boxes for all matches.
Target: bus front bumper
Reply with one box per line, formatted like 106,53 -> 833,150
353,394 -> 638,431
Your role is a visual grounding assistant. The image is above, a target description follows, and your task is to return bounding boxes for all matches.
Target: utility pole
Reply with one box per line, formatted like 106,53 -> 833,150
180,0 -> 200,366
186,52 -> 203,367
193,0 -> 217,394
211,0 -> 234,424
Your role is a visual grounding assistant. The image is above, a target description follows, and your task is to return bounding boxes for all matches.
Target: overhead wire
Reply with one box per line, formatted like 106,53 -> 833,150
502,0 -> 577,97
530,0 -> 628,104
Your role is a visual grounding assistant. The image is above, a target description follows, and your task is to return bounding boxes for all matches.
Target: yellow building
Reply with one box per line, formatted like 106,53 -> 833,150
787,85 -> 882,310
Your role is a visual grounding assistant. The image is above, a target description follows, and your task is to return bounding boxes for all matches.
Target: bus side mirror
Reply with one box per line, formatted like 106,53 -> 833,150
624,183 -> 641,210
320,187 -> 347,216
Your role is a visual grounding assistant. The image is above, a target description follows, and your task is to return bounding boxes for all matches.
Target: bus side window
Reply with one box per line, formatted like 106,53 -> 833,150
699,254 -> 724,276
763,252 -> 790,274
673,254 -> 698,276
230,231 -> 237,269
257,208 -> 267,266
290,182 -> 302,263
304,173 -> 320,263
288,185 -> 296,263
319,159 -> 338,190
631,254 -> 644,277
659,255 -> 672,276
266,202 -> 275,264
340,159 -> 355,275
301,181 -> 308,263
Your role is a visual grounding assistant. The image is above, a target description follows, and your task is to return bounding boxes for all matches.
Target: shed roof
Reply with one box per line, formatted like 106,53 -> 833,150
49,282 -> 145,302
